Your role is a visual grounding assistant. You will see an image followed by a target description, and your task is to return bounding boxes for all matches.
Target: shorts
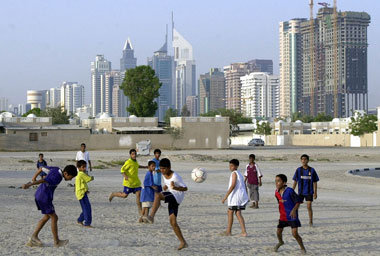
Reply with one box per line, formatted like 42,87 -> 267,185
277,219 -> 301,229
40,172 -> 47,177
154,185 -> 163,193
299,194 -> 313,202
162,192 -> 179,217
123,186 -> 142,194
35,199 -> 55,215
247,183 -> 259,202
228,205 -> 246,211
142,201 -> 153,208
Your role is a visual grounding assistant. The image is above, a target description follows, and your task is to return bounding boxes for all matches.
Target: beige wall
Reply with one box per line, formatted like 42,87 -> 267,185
265,134 -> 351,147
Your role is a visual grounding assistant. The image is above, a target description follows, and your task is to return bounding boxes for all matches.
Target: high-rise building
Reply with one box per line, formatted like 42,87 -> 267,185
279,18 -> 306,118
172,26 -> 196,111
112,84 -> 130,117
91,55 -> 111,117
241,72 -> 280,118
148,31 -> 174,121
120,38 -> 137,72
102,70 -> 123,115
60,82 -> 84,114
199,68 -> 225,114
185,96 -> 198,116
48,87 -> 61,108
247,59 -> 274,74
0,97 -> 9,111
27,90 -> 43,110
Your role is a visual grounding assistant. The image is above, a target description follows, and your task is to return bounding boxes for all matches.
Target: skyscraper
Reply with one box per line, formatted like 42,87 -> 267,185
0,97 -> 9,111
120,38 -> 137,72
102,70 -> 123,115
199,68 -> 225,114
48,87 -> 61,108
185,96 -> 198,116
148,30 -> 174,121
60,82 -> 84,114
91,55 -> 111,117
247,59 -> 274,74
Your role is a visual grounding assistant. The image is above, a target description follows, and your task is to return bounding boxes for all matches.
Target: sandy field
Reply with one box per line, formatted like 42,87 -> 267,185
0,146 -> 379,255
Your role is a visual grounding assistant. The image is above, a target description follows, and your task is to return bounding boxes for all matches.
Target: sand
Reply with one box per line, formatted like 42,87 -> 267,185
0,146 -> 379,255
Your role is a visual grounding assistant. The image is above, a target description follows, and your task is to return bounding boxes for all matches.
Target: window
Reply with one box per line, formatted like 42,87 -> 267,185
41,132 -> 47,137
29,133 -> 38,141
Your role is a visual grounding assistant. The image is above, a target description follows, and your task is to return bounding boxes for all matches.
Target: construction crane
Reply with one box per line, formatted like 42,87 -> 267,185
309,0 -> 315,116
333,0 -> 339,117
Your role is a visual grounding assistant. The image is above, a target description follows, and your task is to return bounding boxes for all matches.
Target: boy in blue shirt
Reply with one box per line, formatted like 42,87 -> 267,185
32,153 -> 48,181
152,149 -> 162,192
22,165 -> 77,247
274,174 -> 306,254
292,154 -> 319,226
139,161 -> 157,223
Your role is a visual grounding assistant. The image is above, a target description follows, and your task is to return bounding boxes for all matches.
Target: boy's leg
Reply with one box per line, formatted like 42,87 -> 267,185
83,195 -> 92,227
135,190 -> 142,216
235,210 -> 247,236
274,228 -> 284,252
139,208 -> 146,223
169,213 -> 188,250
30,214 -> 50,245
49,213 -> 68,247
307,201 -> 313,226
223,209 -> 234,236
77,199 -> 85,225
109,192 -> 128,202
254,185 -> 259,208
149,192 -> 165,219
292,227 -> 306,253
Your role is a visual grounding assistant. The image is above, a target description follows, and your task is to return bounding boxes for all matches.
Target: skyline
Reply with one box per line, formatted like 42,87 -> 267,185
0,0 -> 378,108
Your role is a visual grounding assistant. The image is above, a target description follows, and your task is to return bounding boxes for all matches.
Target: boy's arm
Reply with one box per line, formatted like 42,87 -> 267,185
22,179 -> 45,189
313,182 -> 318,199
290,203 -> 301,219
121,162 -> 130,180
222,172 -> 237,204
259,176 -> 262,187
170,181 -> 188,191
88,160 -> 92,172
138,164 -> 148,169
32,168 -> 42,182
292,180 -> 297,190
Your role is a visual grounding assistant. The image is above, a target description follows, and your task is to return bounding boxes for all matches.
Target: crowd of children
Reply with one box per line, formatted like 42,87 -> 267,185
22,145 -> 319,253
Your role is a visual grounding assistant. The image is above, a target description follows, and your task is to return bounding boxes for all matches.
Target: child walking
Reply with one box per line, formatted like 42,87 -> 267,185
274,174 -> 306,253
222,159 -> 249,237
32,153 -> 48,181
244,154 -> 263,209
76,160 -> 94,227
139,161 -> 157,223
22,165 -> 77,247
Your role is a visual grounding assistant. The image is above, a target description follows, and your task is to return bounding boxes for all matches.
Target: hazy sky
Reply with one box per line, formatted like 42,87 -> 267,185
0,0 -> 379,108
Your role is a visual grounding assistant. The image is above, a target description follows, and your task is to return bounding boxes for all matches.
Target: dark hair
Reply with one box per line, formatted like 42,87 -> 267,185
81,143 -> 86,147
300,154 -> 309,161
63,165 -> 78,177
77,160 -> 87,168
229,159 -> 239,167
154,149 -> 161,154
148,160 -> 156,167
159,158 -> 171,168
249,154 -> 255,159
129,149 -> 137,155
39,153 -> 44,157
276,174 -> 287,183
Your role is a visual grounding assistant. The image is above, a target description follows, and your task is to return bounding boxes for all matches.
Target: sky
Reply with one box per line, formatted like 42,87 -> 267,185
0,0 -> 379,108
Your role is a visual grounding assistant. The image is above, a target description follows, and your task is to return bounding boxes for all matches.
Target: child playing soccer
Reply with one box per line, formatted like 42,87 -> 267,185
76,160 -> 94,227
22,165 -> 77,247
109,149 -> 147,216
152,149 -> 162,192
32,153 -> 48,181
143,158 -> 188,250
139,161 -> 157,223
274,174 -> 306,254
292,154 -> 319,226
244,154 -> 263,209
222,159 -> 249,237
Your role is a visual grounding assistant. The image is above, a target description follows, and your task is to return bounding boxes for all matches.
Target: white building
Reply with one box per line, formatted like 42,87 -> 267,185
103,70 -> 124,115
27,90 -> 43,110
241,72 -> 280,119
0,97 -> 9,111
60,82 -> 84,114
48,87 -> 61,108
75,104 -> 92,119
91,55 -> 111,117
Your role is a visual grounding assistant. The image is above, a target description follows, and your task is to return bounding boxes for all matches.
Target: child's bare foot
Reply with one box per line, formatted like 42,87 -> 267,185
54,239 -> 69,247
301,248 -> 307,254
309,222 -> 313,227
274,241 -> 284,252
239,232 -> 248,237
77,221 -> 84,226
177,242 -> 188,250
31,235 -> 43,245
250,202 -> 256,208
26,236 -> 43,247
143,216 -> 154,224
108,193 -> 114,202
220,231 -> 232,236
138,216 -> 143,223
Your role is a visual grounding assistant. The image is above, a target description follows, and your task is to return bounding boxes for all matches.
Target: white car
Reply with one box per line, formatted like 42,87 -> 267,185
248,138 -> 265,146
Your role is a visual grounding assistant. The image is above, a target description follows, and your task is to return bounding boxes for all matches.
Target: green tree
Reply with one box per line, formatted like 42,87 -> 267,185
254,121 -> 272,135
120,65 -> 161,117
314,113 -> 333,122
181,105 -> 190,117
41,107 -> 69,125
22,108 -> 41,117
349,112 -> 378,136
164,108 -> 178,126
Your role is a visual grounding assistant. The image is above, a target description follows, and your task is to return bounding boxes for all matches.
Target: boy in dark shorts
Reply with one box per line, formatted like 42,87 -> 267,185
292,154 -> 319,226
22,165 -> 77,247
274,174 -> 306,254
32,153 -> 48,181
143,158 -> 188,250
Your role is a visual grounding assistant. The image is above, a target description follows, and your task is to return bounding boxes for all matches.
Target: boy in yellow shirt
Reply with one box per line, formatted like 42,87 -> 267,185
76,160 -> 94,227
109,149 -> 147,216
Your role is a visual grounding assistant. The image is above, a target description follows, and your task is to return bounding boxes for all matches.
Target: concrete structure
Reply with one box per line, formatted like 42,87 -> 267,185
60,82 -> 84,114
0,116 -> 52,127
199,68 -> 225,114
120,38 -> 137,72
241,72 -> 280,118
26,90 -> 44,110
91,55 -> 111,117
247,59 -> 273,74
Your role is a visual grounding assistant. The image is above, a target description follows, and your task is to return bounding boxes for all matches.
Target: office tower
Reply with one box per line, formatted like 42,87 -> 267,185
60,82 -> 84,114
0,97 -> 9,111
199,68 -> 225,114
241,72 -> 280,118
91,55 -> 111,116
247,59 -> 274,74
185,96 -> 198,116
48,87 -> 61,108
120,38 -> 137,72
102,70 -> 123,115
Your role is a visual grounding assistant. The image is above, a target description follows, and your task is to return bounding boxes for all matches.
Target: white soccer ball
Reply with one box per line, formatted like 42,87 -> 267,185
191,167 -> 207,183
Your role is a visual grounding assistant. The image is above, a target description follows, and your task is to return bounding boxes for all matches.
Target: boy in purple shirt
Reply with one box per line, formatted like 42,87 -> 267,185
22,165 -> 77,247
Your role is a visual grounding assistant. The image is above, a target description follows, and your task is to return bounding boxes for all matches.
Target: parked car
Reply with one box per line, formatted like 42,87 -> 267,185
248,138 -> 265,146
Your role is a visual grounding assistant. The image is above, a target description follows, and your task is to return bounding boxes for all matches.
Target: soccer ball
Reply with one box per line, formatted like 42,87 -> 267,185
191,167 -> 207,183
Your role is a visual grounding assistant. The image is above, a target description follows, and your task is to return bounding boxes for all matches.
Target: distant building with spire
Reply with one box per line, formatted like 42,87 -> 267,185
120,38 -> 137,72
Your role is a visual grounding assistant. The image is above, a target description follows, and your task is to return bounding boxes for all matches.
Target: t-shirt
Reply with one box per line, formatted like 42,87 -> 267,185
227,170 -> 249,207
76,151 -> 90,171
36,160 -> 47,169
151,158 -> 162,186
244,163 -> 262,185
75,171 -> 93,200
275,186 -> 302,221
35,166 -> 63,203
292,166 -> 319,195
140,171 -> 155,203
163,172 -> 187,204
121,158 -> 141,188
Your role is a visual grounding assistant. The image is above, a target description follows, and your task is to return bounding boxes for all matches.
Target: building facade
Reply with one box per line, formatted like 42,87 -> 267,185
120,38 -> 137,72
247,59 -> 274,74
199,68 -> 225,114
60,82 -> 84,114
91,55 -> 111,117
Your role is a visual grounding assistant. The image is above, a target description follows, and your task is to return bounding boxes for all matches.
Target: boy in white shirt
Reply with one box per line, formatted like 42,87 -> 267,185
143,158 -> 188,250
76,143 -> 92,173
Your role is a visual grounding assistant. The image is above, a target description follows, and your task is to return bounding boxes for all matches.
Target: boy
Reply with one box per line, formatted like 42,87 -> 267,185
32,153 -> 48,181
143,158 -> 188,250
274,174 -> 306,254
244,154 -> 263,209
292,154 -> 319,226
76,160 -> 94,227
222,159 -> 249,237
109,149 -> 147,216
22,165 -> 77,247
76,143 -> 92,173
152,149 -> 162,192
139,161 -> 157,223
